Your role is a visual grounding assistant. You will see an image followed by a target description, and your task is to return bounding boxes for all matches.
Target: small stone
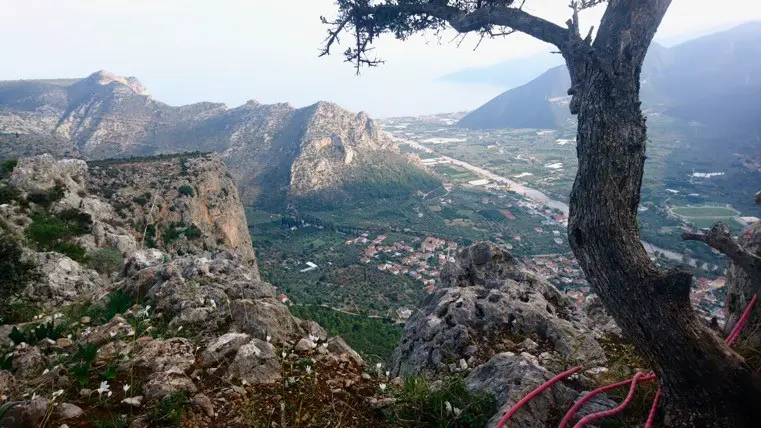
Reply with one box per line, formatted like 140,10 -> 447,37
55,403 -> 84,420
56,338 -> 74,348
294,338 -> 315,352
192,393 -> 215,418
361,373 -> 371,380
81,316 -> 91,324
521,338 -> 539,352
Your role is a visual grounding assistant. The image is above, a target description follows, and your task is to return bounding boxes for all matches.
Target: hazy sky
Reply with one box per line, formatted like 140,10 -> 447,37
2,0 -> 760,117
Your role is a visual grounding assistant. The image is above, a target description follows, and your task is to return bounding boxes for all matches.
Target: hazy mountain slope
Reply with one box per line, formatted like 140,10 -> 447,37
456,66 -> 571,130
437,51 -> 564,88
0,71 -> 437,205
458,22 -> 761,131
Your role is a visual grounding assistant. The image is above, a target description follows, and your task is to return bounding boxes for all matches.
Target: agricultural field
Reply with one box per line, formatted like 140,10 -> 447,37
670,205 -> 743,229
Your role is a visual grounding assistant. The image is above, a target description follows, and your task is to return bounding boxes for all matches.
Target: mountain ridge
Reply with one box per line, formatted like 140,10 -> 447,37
457,22 -> 761,131
0,71 -> 435,206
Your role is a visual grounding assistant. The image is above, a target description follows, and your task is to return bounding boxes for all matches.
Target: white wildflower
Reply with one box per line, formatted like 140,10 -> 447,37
305,366 -> 312,375
107,391 -> 113,398
379,383 -> 387,392
122,396 -> 143,407
1,395 -> 7,401
385,371 -> 390,378
96,381 -> 110,398
123,384 -> 130,393
241,379 -> 249,386
454,407 -> 462,416
109,331 -> 117,338
31,393 -> 38,400
42,369 -> 50,375
177,326 -> 183,332
445,401 -> 453,415
266,335 -> 272,343
281,351 -> 287,358
66,334 -> 72,339
51,389 -> 64,399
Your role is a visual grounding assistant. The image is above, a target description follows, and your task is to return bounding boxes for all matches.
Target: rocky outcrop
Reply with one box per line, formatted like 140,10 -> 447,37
389,242 -> 611,426
87,153 -> 257,265
391,242 -> 605,377
724,220 -> 761,344
30,252 -> 105,304
8,154 -> 87,197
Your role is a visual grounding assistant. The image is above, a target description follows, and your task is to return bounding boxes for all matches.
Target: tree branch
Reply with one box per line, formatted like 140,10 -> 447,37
682,222 -> 761,285
321,1 -> 570,70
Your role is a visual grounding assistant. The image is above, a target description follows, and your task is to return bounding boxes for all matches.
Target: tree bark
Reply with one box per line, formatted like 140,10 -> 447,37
565,2 -> 761,426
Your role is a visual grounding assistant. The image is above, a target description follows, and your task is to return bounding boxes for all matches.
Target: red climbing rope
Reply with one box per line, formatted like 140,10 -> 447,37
726,294 -> 758,346
557,372 -> 656,428
499,294 -> 758,427
645,388 -> 662,428
494,366 -> 583,428
572,372 -> 646,428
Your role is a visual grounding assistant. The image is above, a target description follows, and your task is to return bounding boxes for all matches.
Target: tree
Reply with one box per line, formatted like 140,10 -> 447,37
320,1 -> 761,425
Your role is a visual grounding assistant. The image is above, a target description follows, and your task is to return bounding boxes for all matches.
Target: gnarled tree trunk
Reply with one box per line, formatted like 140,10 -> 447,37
565,7 -> 761,423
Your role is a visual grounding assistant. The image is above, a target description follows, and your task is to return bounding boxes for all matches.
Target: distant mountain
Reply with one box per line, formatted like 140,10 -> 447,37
458,22 -> 761,131
0,71 -> 438,206
437,52 -> 564,88
457,66 -> 571,130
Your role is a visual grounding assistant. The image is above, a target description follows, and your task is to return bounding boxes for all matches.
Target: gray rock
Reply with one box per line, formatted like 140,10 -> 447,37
295,338 -> 316,352
80,315 -> 135,346
465,353 -> 577,428
11,346 -> 47,380
391,242 -> 605,377
191,393 -> 215,418
123,249 -> 166,276
54,403 -> 84,420
326,336 -> 363,365
227,339 -> 281,385
582,295 -> 622,337
230,298 -> 304,342
23,397 -> 52,427
30,253 -> 104,303
9,154 -> 87,197
133,338 -> 195,373
0,370 -> 15,396
199,333 -> 251,368
143,368 -> 198,403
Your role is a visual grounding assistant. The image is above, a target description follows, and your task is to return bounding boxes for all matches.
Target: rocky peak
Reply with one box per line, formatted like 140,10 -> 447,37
83,70 -> 151,96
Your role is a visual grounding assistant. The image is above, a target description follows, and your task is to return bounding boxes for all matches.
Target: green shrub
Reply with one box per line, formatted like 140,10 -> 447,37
383,376 -> 496,427
0,184 -> 22,205
0,158 -> 17,180
25,211 -> 91,261
26,184 -> 65,207
178,185 -> 194,197
101,290 -> 133,322
132,194 -> 150,205
52,241 -> 88,262
87,249 -> 125,275
0,235 -> 40,322
150,391 -> 189,427
57,208 -> 93,235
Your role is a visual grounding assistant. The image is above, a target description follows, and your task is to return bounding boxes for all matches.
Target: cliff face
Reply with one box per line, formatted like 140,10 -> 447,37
86,153 -> 257,267
0,71 -> 427,205
0,154 -> 386,427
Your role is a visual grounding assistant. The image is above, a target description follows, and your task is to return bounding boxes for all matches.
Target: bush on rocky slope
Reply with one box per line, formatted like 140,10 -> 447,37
0,235 -> 39,323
